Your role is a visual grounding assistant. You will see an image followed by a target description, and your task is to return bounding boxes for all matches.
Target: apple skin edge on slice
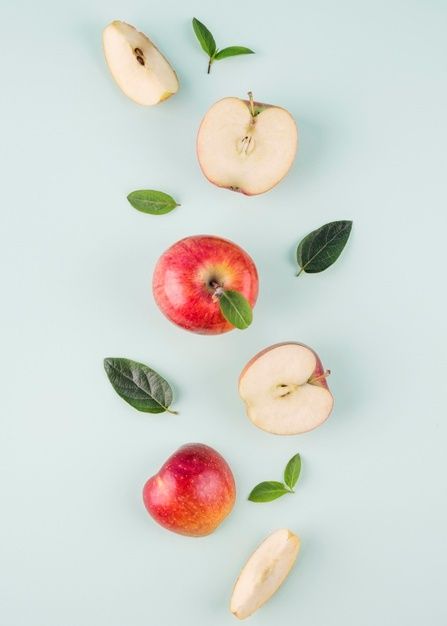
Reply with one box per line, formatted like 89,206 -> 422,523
239,342 -> 334,435
230,528 -> 301,619
102,21 -> 179,105
197,95 -> 298,195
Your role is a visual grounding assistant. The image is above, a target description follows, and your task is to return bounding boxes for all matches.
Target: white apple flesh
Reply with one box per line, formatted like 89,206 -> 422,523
102,21 -> 179,106
230,528 -> 300,620
197,95 -> 298,195
239,342 -> 333,435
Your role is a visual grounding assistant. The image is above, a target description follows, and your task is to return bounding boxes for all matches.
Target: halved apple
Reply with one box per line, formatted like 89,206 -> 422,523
239,342 -> 333,435
102,21 -> 179,105
230,528 -> 300,620
197,94 -> 298,195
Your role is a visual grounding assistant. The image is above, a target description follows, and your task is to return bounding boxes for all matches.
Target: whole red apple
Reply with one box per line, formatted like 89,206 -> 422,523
152,235 -> 258,334
143,443 -> 236,537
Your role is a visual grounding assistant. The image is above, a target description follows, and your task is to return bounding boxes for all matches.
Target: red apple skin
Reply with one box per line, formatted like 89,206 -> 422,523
239,342 -> 331,392
143,443 -> 236,537
152,235 -> 258,334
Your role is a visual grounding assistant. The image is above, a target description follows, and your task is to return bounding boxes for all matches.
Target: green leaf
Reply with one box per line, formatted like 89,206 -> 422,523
214,46 -> 255,60
104,358 -> 177,414
192,18 -> 216,57
127,190 -> 179,215
297,220 -> 353,274
284,453 -> 301,490
219,290 -> 252,330
248,481 -> 290,503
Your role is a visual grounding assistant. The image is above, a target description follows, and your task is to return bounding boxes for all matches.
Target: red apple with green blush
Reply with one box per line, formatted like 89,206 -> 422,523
143,443 -> 236,537
152,235 -> 258,334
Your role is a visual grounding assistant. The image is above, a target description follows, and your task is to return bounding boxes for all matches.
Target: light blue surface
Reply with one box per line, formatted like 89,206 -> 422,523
1,1 -> 446,624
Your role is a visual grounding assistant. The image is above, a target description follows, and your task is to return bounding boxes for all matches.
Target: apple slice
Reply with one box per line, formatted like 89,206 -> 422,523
102,21 -> 179,105
239,342 -> 333,435
231,528 -> 300,620
197,94 -> 298,195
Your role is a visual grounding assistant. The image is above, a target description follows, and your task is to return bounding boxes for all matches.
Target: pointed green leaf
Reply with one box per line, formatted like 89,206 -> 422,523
214,46 -> 255,60
104,358 -> 177,414
297,220 -> 353,274
248,481 -> 290,503
127,190 -> 179,215
219,290 -> 252,330
192,18 -> 216,57
284,453 -> 301,490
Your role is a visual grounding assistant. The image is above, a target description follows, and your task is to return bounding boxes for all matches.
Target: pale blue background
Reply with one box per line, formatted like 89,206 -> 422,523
1,1 -> 446,624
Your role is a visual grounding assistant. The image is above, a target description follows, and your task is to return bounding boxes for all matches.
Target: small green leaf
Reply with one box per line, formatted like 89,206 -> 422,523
248,481 -> 290,503
127,190 -> 179,215
284,453 -> 301,490
104,358 -> 177,414
219,290 -> 252,330
214,46 -> 255,60
297,220 -> 353,274
192,18 -> 216,57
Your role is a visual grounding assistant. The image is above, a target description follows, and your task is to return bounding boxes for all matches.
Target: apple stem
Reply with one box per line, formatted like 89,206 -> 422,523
207,58 -> 213,74
247,91 -> 255,117
210,280 -> 224,299
309,369 -> 331,384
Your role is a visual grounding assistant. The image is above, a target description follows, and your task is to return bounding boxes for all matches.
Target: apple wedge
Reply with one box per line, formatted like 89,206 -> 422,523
231,528 -> 300,619
239,342 -> 333,435
102,21 -> 179,105
197,94 -> 298,195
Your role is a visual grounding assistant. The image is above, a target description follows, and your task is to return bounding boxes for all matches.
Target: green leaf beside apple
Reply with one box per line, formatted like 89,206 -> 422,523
296,220 -> 353,275
104,357 -> 177,414
192,17 -> 254,74
284,453 -> 301,490
127,190 -> 180,215
248,453 -> 302,502
218,290 -> 253,330
192,17 -> 216,58
248,481 -> 290,502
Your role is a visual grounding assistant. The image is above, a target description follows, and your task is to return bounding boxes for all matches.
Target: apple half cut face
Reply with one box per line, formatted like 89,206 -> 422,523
102,21 -> 179,105
230,528 -> 300,620
197,96 -> 298,195
239,342 -> 333,435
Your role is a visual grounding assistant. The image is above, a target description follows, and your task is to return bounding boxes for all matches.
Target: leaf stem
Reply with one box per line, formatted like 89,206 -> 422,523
296,267 -> 304,277
166,407 -> 179,415
207,57 -> 213,74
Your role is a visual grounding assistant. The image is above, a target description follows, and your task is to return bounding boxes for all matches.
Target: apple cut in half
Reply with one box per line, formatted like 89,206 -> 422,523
231,528 -> 300,620
197,94 -> 298,195
102,21 -> 179,105
239,342 -> 333,435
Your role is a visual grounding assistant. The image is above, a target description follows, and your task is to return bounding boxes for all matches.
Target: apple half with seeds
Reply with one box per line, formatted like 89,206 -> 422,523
239,342 -> 333,435
230,528 -> 300,619
197,93 -> 298,195
102,21 -> 179,105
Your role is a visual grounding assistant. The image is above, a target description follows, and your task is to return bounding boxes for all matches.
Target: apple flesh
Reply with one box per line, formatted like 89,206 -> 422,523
152,235 -> 258,334
239,342 -> 333,435
102,21 -> 179,105
197,95 -> 298,195
143,443 -> 236,537
230,528 -> 300,619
